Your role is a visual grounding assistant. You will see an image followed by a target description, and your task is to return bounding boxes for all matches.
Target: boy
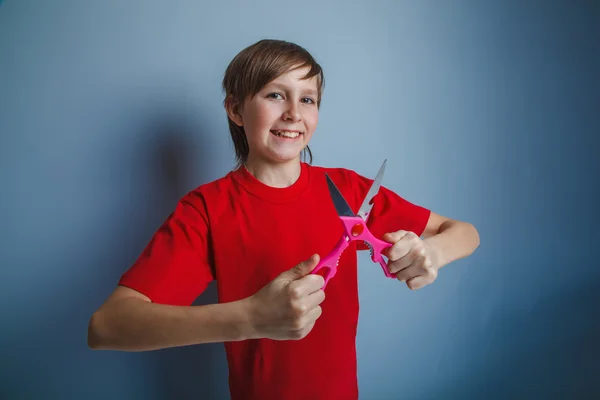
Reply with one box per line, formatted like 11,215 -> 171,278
88,39 -> 480,399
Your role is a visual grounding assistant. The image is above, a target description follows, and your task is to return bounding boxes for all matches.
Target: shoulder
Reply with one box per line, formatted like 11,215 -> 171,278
178,170 -> 239,215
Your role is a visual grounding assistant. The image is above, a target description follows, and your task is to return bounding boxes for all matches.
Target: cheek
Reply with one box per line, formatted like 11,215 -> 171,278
243,105 -> 271,137
305,109 -> 319,131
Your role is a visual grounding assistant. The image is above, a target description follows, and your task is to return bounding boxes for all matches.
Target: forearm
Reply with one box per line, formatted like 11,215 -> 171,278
88,297 -> 256,351
424,220 -> 480,269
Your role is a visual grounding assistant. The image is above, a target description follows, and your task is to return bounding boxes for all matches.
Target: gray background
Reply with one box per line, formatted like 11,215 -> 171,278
1,0 -> 598,398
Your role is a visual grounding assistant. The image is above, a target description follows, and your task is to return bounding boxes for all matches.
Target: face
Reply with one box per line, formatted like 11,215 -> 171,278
228,66 -> 320,166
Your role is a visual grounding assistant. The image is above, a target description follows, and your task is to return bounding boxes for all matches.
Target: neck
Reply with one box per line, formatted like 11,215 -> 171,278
243,157 -> 301,188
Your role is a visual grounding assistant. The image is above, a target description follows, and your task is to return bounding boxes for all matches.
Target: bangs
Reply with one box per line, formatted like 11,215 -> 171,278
224,40 -> 324,106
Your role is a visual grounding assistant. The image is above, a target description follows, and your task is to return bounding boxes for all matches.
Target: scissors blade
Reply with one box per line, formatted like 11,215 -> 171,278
325,174 -> 356,217
357,159 -> 387,221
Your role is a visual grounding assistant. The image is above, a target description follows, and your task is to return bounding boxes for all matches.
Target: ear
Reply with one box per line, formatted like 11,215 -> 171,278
225,96 -> 244,127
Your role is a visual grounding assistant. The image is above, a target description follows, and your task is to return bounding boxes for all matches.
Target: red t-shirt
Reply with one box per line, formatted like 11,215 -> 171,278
119,162 -> 430,399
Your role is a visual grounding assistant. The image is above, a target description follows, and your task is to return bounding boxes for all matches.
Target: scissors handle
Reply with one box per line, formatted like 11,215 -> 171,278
337,216 -> 394,278
312,235 -> 349,288
364,232 -> 395,278
312,216 -> 394,288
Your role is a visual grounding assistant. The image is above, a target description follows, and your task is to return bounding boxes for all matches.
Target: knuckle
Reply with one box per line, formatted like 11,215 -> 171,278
289,286 -> 302,299
427,267 -> 438,281
424,257 -> 433,269
299,303 -> 309,314
410,246 -> 423,259
293,302 -> 307,316
392,230 -> 405,241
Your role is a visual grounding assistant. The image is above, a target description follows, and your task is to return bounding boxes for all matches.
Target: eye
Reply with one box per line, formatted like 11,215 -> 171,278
267,93 -> 283,100
301,97 -> 316,104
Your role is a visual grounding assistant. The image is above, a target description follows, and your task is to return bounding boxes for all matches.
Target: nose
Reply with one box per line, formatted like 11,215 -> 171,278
282,101 -> 301,122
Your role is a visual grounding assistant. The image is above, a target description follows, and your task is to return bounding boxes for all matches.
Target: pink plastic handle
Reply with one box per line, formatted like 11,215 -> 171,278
312,216 -> 394,288
311,235 -> 349,288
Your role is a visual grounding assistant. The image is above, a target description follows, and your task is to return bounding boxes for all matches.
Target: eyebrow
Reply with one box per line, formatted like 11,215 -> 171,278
266,82 -> 318,97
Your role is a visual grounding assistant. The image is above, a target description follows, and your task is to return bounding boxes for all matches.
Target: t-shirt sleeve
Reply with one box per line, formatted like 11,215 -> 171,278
344,169 -> 431,247
118,194 -> 215,306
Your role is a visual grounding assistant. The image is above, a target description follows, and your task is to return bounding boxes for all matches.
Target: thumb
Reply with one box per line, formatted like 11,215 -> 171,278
281,254 -> 320,281
382,231 -> 400,243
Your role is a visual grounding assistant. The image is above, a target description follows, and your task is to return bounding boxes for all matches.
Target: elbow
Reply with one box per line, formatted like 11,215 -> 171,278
87,311 -> 107,350
467,222 -> 480,254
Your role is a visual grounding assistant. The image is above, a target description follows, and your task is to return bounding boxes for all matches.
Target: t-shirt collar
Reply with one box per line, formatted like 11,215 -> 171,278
231,162 -> 310,203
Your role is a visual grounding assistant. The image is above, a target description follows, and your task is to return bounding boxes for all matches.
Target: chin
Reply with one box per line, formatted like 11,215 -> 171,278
273,155 -> 301,164
267,151 -> 302,164
266,147 -> 305,162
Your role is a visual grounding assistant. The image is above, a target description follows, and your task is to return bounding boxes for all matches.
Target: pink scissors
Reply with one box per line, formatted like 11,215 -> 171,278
312,160 -> 395,288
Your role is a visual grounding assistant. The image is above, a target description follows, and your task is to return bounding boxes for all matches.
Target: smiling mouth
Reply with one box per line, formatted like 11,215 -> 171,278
270,130 -> 303,139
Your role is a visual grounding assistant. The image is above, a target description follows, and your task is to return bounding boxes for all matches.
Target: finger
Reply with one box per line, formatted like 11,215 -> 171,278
291,320 -> 317,340
388,245 -> 425,274
288,275 -> 325,298
290,290 -> 324,322
385,241 -> 411,261
382,230 -> 410,244
394,262 -> 423,283
303,305 -> 323,325
395,250 -> 433,281
405,265 -> 438,290
304,321 -> 316,337
406,275 -> 433,290
382,231 -> 410,257
385,231 -> 421,261
305,288 -> 326,309
282,254 -> 320,280
289,303 -> 322,333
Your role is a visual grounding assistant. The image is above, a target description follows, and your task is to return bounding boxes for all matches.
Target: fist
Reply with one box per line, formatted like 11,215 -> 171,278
382,230 -> 439,290
248,254 -> 326,340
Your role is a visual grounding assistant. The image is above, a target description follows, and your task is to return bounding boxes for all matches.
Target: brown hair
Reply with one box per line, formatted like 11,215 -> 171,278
222,39 -> 325,167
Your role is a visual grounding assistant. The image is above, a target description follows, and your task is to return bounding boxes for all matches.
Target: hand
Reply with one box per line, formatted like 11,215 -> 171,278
382,230 -> 439,290
247,254 -> 326,340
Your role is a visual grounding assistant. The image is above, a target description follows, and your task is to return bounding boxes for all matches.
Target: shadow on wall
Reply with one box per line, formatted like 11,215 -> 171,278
135,117 -> 230,399
0,110 -> 230,399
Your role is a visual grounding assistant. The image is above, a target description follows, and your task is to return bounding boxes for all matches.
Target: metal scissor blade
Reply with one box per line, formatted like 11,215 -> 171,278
325,174 -> 356,217
357,159 -> 387,221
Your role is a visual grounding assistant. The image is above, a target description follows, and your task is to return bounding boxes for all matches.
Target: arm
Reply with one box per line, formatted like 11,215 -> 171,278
383,211 -> 480,290
421,211 -> 480,269
88,255 -> 327,351
87,196 -> 253,351
87,285 -> 256,351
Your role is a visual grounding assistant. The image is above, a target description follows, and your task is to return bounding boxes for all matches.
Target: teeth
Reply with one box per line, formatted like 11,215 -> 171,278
273,130 -> 300,138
